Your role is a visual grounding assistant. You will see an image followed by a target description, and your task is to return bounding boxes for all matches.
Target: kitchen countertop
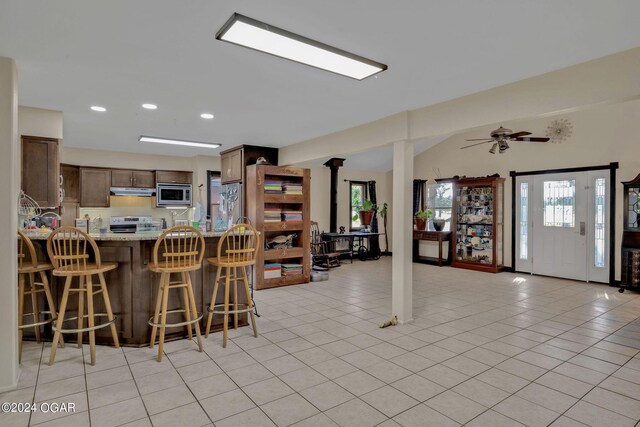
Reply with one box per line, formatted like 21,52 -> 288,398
24,230 -> 225,241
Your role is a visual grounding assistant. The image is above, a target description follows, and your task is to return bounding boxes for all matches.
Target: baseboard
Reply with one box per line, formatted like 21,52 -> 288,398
503,266 -> 515,272
0,368 -> 20,393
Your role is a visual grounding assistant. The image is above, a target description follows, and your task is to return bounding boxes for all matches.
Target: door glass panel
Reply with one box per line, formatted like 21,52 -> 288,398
543,180 -> 576,227
594,178 -> 606,268
519,182 -> 528,260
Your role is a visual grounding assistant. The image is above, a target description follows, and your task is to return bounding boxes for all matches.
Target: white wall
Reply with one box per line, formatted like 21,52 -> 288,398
308,166 -> 393,252
414,98 -> 640,278
18,106 -> 63,140
0,56 -> 20,391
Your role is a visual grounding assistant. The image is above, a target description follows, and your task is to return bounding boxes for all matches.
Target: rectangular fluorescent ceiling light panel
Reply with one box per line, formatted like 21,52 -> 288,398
216,13 -> 387,80
139,136 -> 221,149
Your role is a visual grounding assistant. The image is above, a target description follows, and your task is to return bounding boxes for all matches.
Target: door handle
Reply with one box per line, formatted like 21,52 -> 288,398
580,221 -> 586,236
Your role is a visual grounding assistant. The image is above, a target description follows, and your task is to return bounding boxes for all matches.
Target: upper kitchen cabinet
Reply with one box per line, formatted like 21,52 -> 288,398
221,148 -> 242,183
155,170 -> 192,184
111,169 -> 155,188
21,136 -> 60,208
80,168 -> 111,207
220,145 -> 279,184
61,164 -> 80,203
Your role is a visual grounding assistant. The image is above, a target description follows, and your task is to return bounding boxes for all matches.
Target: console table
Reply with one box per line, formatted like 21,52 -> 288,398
413,230 -> 452,266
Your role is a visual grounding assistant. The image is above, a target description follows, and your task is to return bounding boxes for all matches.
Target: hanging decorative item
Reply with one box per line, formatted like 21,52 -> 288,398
545,118 -> 573,143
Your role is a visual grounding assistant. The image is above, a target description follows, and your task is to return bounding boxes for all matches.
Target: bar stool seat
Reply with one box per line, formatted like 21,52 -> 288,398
17,231 -> 62,364
47,227 -> 120,366
149,226 -> 204,362
205,224 -> 260,348
52,262 -> 117,276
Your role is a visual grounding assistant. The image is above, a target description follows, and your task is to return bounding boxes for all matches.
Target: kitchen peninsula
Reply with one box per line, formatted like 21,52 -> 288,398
25,230 -> 248,346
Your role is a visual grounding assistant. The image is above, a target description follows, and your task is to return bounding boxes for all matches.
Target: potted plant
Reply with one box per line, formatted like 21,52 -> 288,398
354,199 -> 375,228
415,209 -> 432,231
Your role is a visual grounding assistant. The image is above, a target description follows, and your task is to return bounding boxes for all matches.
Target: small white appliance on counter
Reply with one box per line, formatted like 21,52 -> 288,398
110,216 -> 153,233
156,183 -> 192,207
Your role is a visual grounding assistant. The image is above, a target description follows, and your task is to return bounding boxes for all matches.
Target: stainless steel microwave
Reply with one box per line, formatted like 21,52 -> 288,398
156,183 -> 192,207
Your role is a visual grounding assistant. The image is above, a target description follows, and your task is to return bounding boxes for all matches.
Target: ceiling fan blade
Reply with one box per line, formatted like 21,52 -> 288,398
506,131 -> 531,138
465,138 -> 494,141
513,137 -> 550,142
461,141 -> 492,149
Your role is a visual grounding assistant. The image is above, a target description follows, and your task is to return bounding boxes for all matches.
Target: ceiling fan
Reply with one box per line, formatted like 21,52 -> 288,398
461,126 -> 550,154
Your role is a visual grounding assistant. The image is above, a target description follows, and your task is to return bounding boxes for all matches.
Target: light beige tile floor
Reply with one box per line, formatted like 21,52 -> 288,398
3,258 -> 640,426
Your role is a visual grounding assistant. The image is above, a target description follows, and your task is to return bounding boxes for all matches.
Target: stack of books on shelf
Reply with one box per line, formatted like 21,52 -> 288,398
264,263 -> 282,279
264,208 -> 282,222
282,181 -> 303,195
281,263 -> 303,276
282,210 -> 303,221
264,180 -> 283,194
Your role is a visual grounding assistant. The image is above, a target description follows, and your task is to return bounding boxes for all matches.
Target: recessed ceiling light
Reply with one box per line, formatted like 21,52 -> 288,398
216,13 -> 387,80
142,103 -> 158,110
90,106 -> 106,112
200,113 -> 214,119
139,135 -> 221,149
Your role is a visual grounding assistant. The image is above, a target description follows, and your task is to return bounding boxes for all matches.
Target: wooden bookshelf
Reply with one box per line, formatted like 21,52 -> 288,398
246,164 -> 311,289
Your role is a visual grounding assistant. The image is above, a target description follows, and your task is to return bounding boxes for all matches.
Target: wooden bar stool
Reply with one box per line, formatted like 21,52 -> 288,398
17,230 -> 63,363
46,227 -> 120,366
205,224 -> 259,347
149,226 -> 204,362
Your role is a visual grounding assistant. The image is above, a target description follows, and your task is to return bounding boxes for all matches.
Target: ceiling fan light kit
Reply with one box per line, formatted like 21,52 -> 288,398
461,125 -> 550,154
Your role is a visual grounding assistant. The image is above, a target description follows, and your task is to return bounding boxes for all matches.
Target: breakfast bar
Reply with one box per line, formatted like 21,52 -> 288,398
25,231 -> 249,346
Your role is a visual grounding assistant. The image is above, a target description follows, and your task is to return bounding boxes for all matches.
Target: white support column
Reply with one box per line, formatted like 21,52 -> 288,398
392,140 -> 414,324
0,56 -> 20,392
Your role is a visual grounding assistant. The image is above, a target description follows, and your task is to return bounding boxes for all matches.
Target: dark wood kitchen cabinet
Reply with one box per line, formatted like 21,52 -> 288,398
220,144 -> 279,184
80,168 -> 111,207
61,164 -> 80,203
155,170 -> 192,184
111,169 -> 155,188
21,136 -> 60,208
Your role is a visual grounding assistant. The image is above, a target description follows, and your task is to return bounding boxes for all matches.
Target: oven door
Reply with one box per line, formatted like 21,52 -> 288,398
156,184 -> 191,207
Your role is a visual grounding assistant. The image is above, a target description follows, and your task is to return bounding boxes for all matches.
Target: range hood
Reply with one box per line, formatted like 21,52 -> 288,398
110,187 -> 155,197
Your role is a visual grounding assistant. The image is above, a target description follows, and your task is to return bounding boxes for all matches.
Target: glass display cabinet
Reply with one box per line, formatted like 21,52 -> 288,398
621,173 -> 640,292
451,177 -> 504,273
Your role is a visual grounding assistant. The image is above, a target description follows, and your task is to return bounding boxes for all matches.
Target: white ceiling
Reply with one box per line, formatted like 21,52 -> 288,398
1,1 -> 639,158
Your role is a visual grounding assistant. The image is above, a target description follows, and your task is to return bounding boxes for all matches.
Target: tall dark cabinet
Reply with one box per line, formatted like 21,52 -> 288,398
451,177 -> 505,273
621,173 -> 640,292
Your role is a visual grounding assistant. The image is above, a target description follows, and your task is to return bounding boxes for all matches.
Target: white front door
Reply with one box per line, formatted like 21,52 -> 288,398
515,170 -> 609,283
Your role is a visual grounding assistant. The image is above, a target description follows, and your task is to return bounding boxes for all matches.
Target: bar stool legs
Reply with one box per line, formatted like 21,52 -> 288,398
49,273 -> 119,366
149,271 -> 203,362
50,276 -> 71,366
18,270 -> 62,364
205,266 -> 258,348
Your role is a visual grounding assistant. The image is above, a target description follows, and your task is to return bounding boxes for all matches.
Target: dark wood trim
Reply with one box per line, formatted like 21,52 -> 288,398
509,162 -> 618,283
206,170 -> 221,219
509,162 -> 619,177
345,180 -> 369,232
610,166 -> 616,286
511,173 -> 517,272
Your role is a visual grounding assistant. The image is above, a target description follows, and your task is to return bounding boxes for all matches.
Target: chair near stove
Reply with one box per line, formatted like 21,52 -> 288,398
148,225 -> 204,362
46,227 -> 120,366
17,230 -> 63,363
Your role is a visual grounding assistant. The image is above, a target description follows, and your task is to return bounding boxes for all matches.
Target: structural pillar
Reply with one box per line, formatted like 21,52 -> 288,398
0,56 -> 20,391
392,140 -> 413,323
323,157 -> 345,233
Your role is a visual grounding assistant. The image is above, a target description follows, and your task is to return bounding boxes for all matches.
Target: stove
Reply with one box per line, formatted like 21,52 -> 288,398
110,216 -> 153,233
